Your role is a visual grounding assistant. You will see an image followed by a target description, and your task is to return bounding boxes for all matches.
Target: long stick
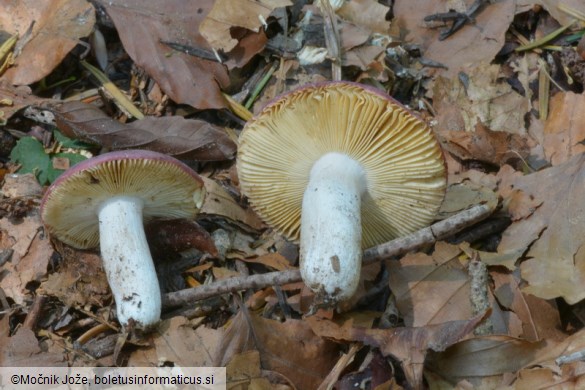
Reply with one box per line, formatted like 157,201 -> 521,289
162,203 -> 495,308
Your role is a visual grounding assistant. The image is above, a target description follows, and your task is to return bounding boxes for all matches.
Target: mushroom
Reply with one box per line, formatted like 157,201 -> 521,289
237,82 -> 446,305
41,150 -> 206,328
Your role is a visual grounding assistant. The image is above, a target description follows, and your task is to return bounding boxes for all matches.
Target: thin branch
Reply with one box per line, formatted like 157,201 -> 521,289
162,203 -> 496,309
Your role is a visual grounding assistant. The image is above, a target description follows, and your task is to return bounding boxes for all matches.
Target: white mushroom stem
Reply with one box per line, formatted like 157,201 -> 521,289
300,152 -> 367,303
98,196 -> 161,328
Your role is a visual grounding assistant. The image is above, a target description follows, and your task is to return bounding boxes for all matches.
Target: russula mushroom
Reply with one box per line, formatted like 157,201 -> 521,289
237,82 -> 446,305
40,150 -> 205,328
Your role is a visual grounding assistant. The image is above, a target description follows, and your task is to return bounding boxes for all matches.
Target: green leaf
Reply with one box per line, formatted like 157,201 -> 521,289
10,137 -> 52,184
53,129 -> 93,149
9,137 -> 88,185
47,152 -> 87,183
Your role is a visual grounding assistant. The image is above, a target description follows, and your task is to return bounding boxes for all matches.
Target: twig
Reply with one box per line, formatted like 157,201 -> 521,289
319,0 -> 342,81
469,252 -> 493,335
163,203 -> 495,309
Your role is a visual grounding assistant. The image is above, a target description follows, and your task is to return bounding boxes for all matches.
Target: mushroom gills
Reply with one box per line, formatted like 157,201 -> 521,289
300,152 -> 367,303
98,195 -> 161,327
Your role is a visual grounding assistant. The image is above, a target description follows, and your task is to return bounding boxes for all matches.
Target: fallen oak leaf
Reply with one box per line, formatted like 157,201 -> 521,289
306,312 -> 486,389
51,101 -> 236,161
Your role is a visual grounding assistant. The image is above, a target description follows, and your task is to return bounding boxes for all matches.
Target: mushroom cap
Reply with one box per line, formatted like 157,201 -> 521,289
41,150 -> 206,249
237,81 -> 447,248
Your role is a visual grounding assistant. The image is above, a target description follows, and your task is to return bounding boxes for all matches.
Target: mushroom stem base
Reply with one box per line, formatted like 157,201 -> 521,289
98,196 -> 161,328
300,152 -> 367,304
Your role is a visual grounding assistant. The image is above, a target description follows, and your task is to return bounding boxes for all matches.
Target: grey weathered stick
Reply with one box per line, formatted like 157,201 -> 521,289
162,203 -> 495,309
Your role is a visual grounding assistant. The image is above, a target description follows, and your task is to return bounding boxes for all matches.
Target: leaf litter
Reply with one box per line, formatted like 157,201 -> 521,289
3,0 -> 585,388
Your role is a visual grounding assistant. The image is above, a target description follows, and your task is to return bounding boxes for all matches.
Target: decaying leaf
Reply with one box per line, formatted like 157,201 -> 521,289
426,336 -> 547,382
0,212 -> 53,304
216,310 -> 339,390
393,0 -> 515,77
440,122 -> 532,168
38,250 -> 110,309
95,0 -> 230,110
337,0 -> 390,35
0,316 -> 67,366
199,177 -> 264,230
542,91 -> 585,166
491,270 -> 563,342
0,0 -> 95,85
200,0 -> 291,52
0,83 -> 50,122
307,313 -> 485,389
432,64 -> 530,135
52,101 -> 236,161
498,152 -> 585,304
129,316 -> 223,367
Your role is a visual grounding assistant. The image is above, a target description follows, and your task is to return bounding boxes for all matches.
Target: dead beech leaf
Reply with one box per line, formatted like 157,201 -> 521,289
0,213 -> 53,304
52,101 -> 236,161
516,0 -> 585,26
0,0 -> 95,85
200,0 -> 291,52
337,0 -> 390,35
440,122 -> 532,168
38,250 -> 110,309
387,242 -> 472,327
491,270 -> 563,342
241,253 -> 294,271
128,316 -> 223,367
95,0 -> 230,110
200,177 -> 264,230
0,316 -> 67,366
393,0 -> 514,77
426,336 -> 546,380
216,310 -> 339,390
307,314 -> 485,389
542,92 -> 585,166
432,64 -> 530,135
498,153 -> 585,304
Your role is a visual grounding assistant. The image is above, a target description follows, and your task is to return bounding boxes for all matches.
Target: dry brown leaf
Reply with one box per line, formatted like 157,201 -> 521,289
0,83 -> 50,122
0,316 -> 66,366
542,92 -> 585,166
307,314 -> 485,389
200,0 -> 291,52
38,250 -> 110,309
491,270 -> 563,342
388,242 -> 511,335
0,213 -> 53,304
95,0 -> 230,110
498,153 -> 585,304
516,0 -> 585,26
426,336 -> 547,382
432,64 -> 530,135
226,350 -> 273,389
440,122 -> 532,168
337,0 -> 390,35
0,0 -> 95,85
52,101 -> 236,161
512,363 -> 585,389
200,177 -> 265,230
393,0 -> 514,77
128,316 -> 223,367
240,253 -> 294,271
216,310 -> 339,390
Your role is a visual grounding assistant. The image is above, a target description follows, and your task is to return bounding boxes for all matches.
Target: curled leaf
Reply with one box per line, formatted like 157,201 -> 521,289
52,101 -> 236,161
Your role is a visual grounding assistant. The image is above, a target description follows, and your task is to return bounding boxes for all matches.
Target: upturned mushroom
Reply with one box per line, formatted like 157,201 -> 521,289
237,82 -> 447,305
41,150 -> 205,328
